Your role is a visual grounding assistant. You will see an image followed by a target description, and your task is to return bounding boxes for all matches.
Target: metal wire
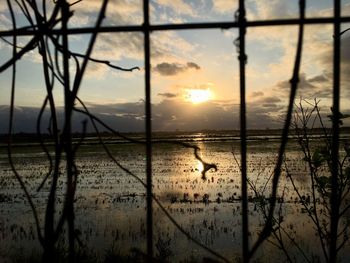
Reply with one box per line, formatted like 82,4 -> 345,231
1,17 -> 350,37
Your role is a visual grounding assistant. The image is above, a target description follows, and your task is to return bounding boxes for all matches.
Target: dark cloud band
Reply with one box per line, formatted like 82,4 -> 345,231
154,61 -> 200,76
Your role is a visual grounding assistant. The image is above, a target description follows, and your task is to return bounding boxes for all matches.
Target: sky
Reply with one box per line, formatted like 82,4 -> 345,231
0,0 -> 350,133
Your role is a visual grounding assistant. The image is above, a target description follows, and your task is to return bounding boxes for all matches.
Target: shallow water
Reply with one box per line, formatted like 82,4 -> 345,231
0,136 -> 349,262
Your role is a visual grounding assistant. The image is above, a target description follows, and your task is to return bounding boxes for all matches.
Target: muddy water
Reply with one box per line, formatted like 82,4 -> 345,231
0,138 -> 349,262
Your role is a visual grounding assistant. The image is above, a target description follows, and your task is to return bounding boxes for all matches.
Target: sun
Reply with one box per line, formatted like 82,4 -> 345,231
185,89 -> 212,104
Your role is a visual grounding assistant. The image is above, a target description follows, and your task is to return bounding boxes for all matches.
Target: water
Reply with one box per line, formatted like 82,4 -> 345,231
0,132 -> 349,262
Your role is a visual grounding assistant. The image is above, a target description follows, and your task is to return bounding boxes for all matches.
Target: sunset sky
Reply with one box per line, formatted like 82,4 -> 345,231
0,0 -> 350,132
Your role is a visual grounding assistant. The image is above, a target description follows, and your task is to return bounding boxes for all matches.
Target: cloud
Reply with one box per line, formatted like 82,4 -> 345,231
250,94 -> 281,105
260,96 -> 281,104
322,34 -> 350,93
0,4 -> 7,12
271,34 -> 350,100
84,30 -> 197,78
0,13 -> 11,30
93,32 -> 144,61
0,1 -> 196,78
244,19 -> 350,108
212,0 -> 238,14
158,92 -> 177,98
153,62 -> 200,76
6,94 -> 347,134
0,98 -> 287,133
248,0 -> 298,20
250,91 -> 264,98
1,0 -> 142,29
186,62 -> 200,70
85,61 -> 110,79
154,63 -> 183,76
275,73 -> 333,99
249,95 -> 284,112
308,74 -> 330,84
274,76 -> 342,104
151,31 -> 197,61
70,0 -> 142,26
151,0 -> 240,24
89,30 -> 196,64
152,0 -> 195,16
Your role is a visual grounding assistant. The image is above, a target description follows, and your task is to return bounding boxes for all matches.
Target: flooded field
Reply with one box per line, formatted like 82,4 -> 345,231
1,134 -> 350,262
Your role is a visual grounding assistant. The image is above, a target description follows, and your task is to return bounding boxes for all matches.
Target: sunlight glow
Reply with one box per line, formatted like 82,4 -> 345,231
185,89 -> 212,104
197,160 -> 204,173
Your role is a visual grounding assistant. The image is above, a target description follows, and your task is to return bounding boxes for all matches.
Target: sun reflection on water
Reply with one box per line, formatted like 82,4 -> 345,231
197,160 -> 204,173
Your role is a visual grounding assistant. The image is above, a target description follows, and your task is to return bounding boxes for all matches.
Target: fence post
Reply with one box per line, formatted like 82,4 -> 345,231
330,0 -> 341,262
237,0 -> 249,262
143,0 -> 154,260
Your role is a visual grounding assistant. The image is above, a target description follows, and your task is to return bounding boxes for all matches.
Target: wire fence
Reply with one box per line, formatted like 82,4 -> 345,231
1,0 -> 350,262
